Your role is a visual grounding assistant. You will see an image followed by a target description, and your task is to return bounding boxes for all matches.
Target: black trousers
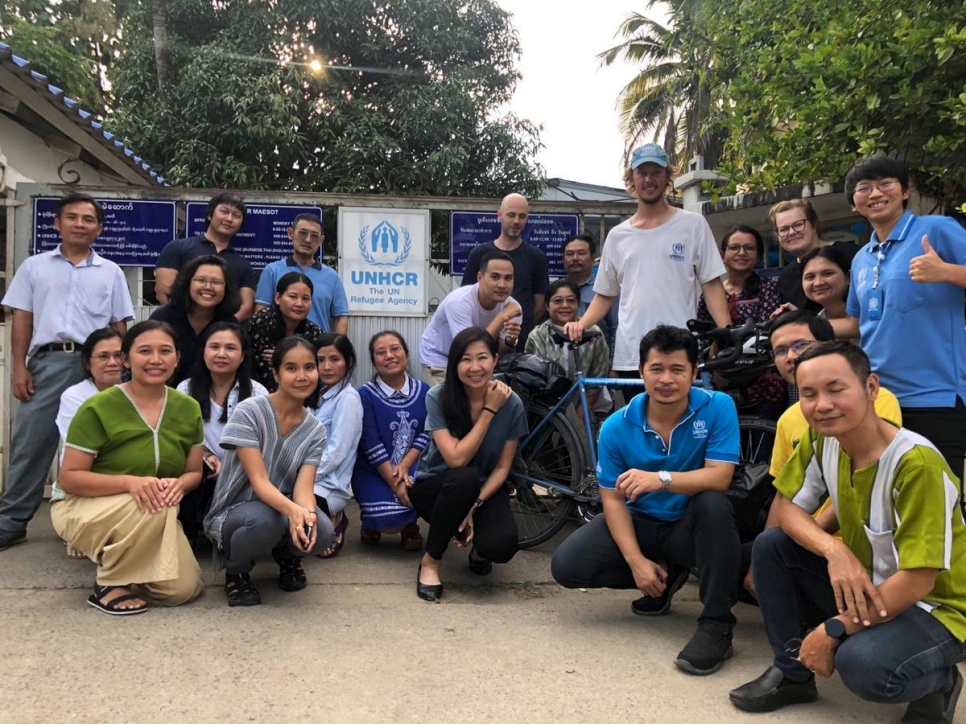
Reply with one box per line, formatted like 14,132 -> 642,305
409,467 -> 518,563
178,471 -> 216,538
902,397 -> 966,478
551,490 -> 740,628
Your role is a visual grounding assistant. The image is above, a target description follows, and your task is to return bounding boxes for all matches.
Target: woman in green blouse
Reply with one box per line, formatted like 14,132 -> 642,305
55,320 -> 206,616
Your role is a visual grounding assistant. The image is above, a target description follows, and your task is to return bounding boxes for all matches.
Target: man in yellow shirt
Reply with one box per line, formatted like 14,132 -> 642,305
739,310 -> 901,598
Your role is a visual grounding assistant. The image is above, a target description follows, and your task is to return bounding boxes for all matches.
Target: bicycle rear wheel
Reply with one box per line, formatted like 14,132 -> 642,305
511,401 -> 584,549
737,416 -> 777,465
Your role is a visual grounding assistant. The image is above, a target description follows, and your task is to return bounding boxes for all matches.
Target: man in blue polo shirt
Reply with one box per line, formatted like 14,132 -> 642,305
830,156 -> 966,480
154,192 -> 256,320
254,213 -> 348,334
551,325 -> 741,675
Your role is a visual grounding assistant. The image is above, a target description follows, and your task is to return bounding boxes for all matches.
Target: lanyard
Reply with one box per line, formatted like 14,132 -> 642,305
871,241 -> 893,290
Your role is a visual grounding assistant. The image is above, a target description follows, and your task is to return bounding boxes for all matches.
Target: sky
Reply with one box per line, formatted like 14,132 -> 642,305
494,0 -> 660,188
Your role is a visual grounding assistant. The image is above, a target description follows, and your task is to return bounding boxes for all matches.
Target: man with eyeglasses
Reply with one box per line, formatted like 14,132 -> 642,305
768,200 -> 859,309
0,193 -> 135,551
830,156 -> 966,481
734,310 -> 902,601
254,213 -> 348,334
155,192 -> 256,320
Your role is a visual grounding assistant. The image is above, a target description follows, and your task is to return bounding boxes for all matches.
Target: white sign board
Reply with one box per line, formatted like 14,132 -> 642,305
338,207 -> 429,316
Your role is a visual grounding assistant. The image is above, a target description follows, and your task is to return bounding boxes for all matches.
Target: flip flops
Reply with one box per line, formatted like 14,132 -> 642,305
318,512 -> 349,559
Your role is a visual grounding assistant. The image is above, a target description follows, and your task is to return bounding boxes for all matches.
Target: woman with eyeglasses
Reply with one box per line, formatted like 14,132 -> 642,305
768,200 -> 859,309
249,272 -> 325,392
150,255 -> 241,386
526,278 -> 612,416
697,226 -> 787,419
54,327 -> 124,559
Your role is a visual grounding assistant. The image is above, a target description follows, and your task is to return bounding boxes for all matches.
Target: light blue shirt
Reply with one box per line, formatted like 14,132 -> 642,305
596,387 -> 739,521
1,245 -> 134,355
313,382 -> 363,514
255,256 -> 349,332
847,211 -> 966,407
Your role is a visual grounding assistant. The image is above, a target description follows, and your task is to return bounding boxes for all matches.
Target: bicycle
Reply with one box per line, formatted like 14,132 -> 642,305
508,320 -> 778,549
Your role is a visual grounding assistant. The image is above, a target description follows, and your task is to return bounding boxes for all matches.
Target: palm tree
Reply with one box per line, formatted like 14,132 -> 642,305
599,1 -> 724,173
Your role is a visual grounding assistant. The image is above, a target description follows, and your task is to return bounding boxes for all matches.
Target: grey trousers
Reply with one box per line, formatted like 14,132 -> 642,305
221,500 -> 335,574
0,351 -> 85,536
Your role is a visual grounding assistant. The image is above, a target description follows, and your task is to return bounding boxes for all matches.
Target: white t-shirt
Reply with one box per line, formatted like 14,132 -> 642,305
52,378 -> 102,501
594,209 -> 725,370
418,283 -> 521,367
176,378 -> 269,460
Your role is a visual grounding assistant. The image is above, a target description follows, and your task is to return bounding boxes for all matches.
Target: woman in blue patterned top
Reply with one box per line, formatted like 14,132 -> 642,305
353,331 -> 429,551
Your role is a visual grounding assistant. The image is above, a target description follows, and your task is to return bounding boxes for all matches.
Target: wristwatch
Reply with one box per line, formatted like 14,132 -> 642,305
658,470 -> 673,492
824,617 -> 849,643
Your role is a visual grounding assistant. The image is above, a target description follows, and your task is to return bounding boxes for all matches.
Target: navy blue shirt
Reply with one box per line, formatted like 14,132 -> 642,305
156,235 -> 256,290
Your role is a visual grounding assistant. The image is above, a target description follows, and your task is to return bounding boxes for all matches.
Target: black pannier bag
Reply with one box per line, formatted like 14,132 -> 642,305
726,460 -> 776,543
494,353 -> 571,408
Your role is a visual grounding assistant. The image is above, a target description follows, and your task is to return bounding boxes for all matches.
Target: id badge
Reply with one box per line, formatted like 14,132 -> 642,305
867,288 -> 883,321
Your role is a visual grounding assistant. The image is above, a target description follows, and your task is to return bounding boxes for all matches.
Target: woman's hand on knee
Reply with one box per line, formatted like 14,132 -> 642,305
127,476 -> 165,514
159,478 -> 186,507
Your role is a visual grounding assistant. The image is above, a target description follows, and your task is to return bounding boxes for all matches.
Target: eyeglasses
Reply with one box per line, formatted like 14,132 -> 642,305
192,277 -> 225,288
92,352 -> 124,362
725,244 -> 757,254
776,219 -> 808,237
294,230 -> 322,241
549,296 -> 578,305
853,178 -> 899,197
772,339 -> 817,359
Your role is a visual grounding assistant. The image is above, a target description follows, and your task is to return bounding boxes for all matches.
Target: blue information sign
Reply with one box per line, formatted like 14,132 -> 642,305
186,203 -> 324,271
449,211 -> 578,278
32,198 -> 176,267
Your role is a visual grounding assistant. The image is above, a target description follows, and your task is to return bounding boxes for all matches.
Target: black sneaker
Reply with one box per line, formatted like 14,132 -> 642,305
674,624 -> 734,675
902,666 -> 963,723
729,665 -> 818,712
631,565 -> 689,617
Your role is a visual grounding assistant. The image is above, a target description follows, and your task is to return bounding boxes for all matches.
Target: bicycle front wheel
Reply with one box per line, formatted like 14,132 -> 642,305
511,401 -> 584,549
737,416 -> 777,465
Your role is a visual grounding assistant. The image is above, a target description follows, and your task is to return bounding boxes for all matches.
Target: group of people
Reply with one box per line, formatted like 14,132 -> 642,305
2,143 -> 965,722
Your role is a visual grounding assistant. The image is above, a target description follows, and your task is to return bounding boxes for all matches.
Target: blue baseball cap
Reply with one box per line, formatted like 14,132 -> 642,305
630,143 -> 669,169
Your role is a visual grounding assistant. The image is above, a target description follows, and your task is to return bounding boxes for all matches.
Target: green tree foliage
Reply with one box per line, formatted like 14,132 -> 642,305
0,0 -> 118,113
109,0 -> 543,195
598,1 -> 724,172
706,0 -> 966,206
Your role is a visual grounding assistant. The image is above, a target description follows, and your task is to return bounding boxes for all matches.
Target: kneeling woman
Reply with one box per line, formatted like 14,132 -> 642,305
411,327 -> 528,602
204,337 -> 334,606
55,320 -> 206,615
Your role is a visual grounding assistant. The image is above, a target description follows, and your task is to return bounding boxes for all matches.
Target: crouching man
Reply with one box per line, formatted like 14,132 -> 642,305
552,325 -> 741,675
730,341 -> 966,723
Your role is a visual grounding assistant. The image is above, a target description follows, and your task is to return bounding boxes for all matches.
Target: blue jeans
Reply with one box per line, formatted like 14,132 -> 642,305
753,527 -> 966,702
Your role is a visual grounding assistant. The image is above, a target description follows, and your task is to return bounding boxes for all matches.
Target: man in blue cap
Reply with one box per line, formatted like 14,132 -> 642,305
564,144 -> 731,375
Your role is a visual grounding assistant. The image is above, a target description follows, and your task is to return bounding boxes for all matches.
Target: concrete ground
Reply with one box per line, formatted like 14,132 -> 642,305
0,502 -> 960,723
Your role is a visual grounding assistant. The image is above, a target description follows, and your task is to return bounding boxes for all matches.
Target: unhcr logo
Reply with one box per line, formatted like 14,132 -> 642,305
359,220 -> 412,267
670,242 -> 685,262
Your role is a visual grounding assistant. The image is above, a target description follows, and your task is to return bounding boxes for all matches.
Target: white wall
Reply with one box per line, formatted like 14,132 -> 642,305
0,115 -> 115,189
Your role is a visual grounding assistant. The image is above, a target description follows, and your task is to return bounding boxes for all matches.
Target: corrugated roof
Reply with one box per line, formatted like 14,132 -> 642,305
0,41 -> 167,186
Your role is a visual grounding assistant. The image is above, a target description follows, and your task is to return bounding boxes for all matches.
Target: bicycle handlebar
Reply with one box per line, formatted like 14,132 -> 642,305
549,324 -> 602,348
687,318 -> 772,372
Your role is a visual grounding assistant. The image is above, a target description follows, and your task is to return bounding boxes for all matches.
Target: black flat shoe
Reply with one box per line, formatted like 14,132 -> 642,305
272,548 -> 307,592
729,666 -> 817,712
468,547 -> 492,576
416,564 -> 443,602
225,572 -> 261,607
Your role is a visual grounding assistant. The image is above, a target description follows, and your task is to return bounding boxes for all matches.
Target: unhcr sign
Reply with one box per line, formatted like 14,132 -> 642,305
338,207 -> 429,316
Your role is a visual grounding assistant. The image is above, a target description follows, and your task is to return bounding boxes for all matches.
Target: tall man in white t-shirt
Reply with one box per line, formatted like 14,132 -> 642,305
565,144 -> 731,375
419,251 -> 523,385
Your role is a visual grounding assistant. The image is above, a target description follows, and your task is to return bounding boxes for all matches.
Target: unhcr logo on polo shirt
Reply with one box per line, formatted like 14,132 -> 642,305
669,242 -> 686,262
359,220 -> 412,267
693,419 -> 708,439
